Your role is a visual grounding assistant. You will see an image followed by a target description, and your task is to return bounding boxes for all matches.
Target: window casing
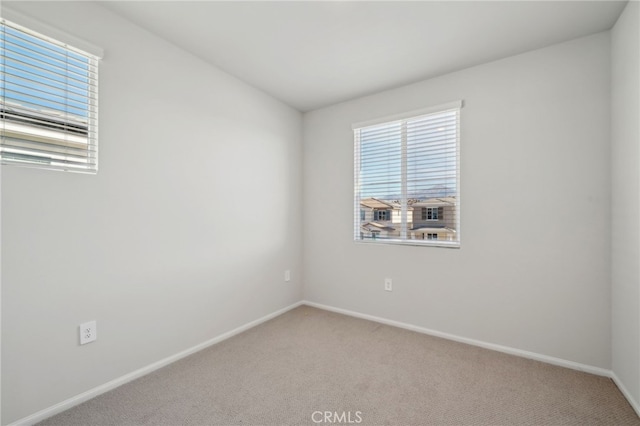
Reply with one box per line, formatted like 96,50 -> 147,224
0,18 -> 99,173
353,101 -> 461,247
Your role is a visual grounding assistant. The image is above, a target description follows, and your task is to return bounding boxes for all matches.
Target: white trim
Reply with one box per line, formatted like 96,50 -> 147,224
355,239 -> 460,249
1,7 -> 104,58
302,301 -> 611,377
7,301 -> 303,426
352,100 -> 463,130
611,371 -> 640,418
9,300 -> 638,425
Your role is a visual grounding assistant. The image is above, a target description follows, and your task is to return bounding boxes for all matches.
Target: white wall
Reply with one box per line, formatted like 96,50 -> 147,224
1,2 -> 303,424
303,33 -> 611,369
611,0 -> 640,412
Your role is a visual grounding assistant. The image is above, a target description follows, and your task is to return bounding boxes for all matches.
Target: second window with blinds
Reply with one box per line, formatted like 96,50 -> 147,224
0,19 -> 99,173
353,101 -> 461,247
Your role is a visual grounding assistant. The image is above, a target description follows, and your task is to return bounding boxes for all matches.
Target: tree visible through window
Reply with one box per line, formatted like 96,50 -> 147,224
353,102 -> 461,246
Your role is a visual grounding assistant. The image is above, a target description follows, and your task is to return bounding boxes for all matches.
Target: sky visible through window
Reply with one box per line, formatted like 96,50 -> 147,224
359,122 -> 402,199
358,111 -> 457,202
1,23 -> 91,123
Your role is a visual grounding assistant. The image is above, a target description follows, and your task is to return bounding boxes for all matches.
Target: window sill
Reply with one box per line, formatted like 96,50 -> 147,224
354,239 -> 460,249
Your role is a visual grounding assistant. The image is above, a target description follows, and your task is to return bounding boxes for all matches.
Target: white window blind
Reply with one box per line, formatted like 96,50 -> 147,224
0,18 -> 99,173
353,102 -> 461,247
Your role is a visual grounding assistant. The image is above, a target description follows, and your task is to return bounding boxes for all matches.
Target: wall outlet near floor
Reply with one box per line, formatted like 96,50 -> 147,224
284,270 -> 291,282
384,278 -> 393,291
80,321 -> 97,345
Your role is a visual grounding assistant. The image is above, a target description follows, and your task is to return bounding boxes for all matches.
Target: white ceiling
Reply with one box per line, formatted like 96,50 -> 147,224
100,1 -> 627,112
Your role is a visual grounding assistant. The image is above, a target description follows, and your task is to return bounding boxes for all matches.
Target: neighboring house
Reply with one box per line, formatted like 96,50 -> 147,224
410,197 -> 457,241
359,197 -> 456,242
361,221 -> 396,240
359,197 -> 413,239
360,198 -> 397,223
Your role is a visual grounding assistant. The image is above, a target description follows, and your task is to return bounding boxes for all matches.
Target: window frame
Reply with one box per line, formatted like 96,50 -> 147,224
353,101 -> 462,249
422,207 -> 440,221
374,210 -> 390,221
0,13 -> 101,174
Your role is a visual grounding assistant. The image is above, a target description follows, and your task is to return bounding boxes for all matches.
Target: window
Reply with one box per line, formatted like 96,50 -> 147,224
422,207 -> 442,221
374,210 -> 389,221
353,101 -> 461,247
0,19 -> 99,173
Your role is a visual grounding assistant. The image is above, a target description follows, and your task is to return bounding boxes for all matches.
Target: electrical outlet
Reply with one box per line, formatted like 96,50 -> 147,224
285,270 -> 291,282
79,321 -> 97,345
384,278 -> 393,291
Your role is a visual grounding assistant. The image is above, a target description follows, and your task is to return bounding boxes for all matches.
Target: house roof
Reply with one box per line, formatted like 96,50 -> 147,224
362,222 -> 395,231
412,197 -> 457,207
361,198 -> 414,211
360,198 -> 394,209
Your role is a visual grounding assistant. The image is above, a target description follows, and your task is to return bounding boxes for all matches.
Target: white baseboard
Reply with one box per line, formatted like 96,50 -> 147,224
302,300 -> 611,377
611,371 -> 640,417
9,299 -> 637,425
8,301 -> 304,426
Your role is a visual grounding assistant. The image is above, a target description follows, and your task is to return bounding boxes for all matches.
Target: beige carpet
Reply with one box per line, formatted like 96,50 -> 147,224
39,305 -> 639,425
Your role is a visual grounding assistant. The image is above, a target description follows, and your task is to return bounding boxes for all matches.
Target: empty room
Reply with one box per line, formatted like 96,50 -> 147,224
1,0 -> 639,425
